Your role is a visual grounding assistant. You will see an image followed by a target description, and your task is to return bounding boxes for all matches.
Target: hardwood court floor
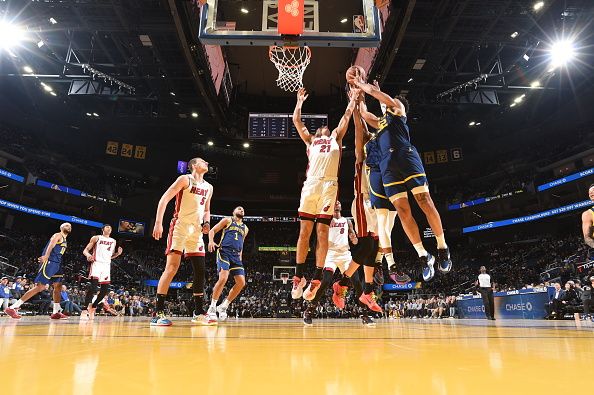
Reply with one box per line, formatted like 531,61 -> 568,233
2,316 -> 593,395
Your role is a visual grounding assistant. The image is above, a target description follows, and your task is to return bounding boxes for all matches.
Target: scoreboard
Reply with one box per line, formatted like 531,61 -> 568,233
248,113 -> 328,139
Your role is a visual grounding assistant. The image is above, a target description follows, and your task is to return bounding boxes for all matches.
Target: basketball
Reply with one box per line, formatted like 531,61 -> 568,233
346,65 -> 366,85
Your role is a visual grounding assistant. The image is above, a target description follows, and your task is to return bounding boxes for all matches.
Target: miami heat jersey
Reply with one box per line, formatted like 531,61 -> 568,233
354,162 -> 370,197
93,236 -> 116,263
174,175 -> 212,223
328,217 -> 349,252
306,136 -> 341,179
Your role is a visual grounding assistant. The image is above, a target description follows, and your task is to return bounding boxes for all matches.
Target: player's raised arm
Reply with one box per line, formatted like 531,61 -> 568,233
208,217 -> 231,252
358,96 -> 380,130
354,80 -> 405,116
293,88 -> 312,145
582,211 -> 594,248
83,236 -> 99,262
353,105 -> 369,164
202,185 -> 213,234
332,88 -> 359,142
153,175 -> 190,240
39,233 -> 61,264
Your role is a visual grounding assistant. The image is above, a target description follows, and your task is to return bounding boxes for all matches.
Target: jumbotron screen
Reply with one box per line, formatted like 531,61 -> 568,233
248,113 -> 328,139
118,219 -> 145,236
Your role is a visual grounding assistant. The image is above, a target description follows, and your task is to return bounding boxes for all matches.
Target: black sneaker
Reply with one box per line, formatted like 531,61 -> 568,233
360,314 -> 376,327
303,308 -> 313,326
421,253 -> 435,282
437,248 -> 452,273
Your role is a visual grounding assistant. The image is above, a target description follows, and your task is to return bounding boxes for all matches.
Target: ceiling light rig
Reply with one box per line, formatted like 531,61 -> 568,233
436,74 -> 488,100
81,64 -> 135,94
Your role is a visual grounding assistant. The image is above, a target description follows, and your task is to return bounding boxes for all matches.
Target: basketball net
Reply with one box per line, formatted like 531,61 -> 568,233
280,273 -> 290,285
269,45 -> 311,92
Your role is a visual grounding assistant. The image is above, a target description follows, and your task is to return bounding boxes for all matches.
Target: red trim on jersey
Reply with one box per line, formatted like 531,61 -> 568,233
99,281 -> 111,285
168,250 -> 183,256
185,252 -> 205,257
164,218 -> 178,256
316,214 -> 333,220
354,162 -> 368,235
324,267 -> 335,273
298,211 -> 316,219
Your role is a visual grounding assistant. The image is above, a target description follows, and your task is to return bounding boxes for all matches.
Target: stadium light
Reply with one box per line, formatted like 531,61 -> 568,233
241,8 -> 249,14
170,91 -> 175,96
207,141 -> 214,146
510,32 -> 519,39
42,84 -> 53,92
407,78 -> 413,83
0,22 -> 26,51
49,92 -> 57,96
549,39 -> 576,68
243,142 -> 250,148
340,18 -> 348,23
86,113 -> 92,116
49,17 -> 58,25
510,103 -> 517,108
468,121 -> 476,126
191,112 -> 198,118
530,80 -> 541,88
514,94 -> 525,103
476,122 -> 481,126
92,113 -> 99,117
37,40 -> 45,48
533,1 -> 544,11
23,66 -> 33,73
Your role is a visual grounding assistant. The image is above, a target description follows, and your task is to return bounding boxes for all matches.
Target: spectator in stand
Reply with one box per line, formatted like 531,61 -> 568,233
0,277 -> 11,310
546,282 -> 566,319
60,285 -> 82,315
581,277 -> 594,321
11,276 -> 24,299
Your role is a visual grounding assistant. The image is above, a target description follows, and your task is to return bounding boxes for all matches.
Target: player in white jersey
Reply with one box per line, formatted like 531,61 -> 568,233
303,201 -> 369,326
151,157 -> 213,326
292,87 -> 358,301
332,103 -> 383,317
82,224 -> 123,320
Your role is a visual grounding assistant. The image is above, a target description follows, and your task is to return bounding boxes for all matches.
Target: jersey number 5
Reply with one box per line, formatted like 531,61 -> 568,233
200,196 -> 206,205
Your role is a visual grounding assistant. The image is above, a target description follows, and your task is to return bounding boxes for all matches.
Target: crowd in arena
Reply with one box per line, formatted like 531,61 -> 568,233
2,220 -> 593,320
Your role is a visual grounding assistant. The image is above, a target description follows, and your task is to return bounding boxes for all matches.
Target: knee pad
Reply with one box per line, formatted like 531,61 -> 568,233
190,256 -> 205,294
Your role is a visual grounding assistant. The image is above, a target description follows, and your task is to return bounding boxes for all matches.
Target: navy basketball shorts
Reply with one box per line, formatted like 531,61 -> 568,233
367,167 -> 396,211
379,145 -> 429,200
217,248 -> 245,277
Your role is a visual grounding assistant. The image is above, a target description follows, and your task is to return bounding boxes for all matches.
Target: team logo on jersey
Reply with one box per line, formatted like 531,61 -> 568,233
323,205 -> 330,212
199,246 -> 204,251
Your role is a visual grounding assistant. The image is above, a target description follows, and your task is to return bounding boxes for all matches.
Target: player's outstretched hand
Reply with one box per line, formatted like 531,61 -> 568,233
208,242 -> 217,253
86,255 -> 95,263
153,223 -> 163,240
348,87 -> 362,102
297,88 -> 309,103
202,223 -> 210,234
38,255 -> 48,264
372,79 -> 380,90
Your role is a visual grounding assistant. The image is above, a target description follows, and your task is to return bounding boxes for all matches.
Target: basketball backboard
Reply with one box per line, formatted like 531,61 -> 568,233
198,0 -> 381,47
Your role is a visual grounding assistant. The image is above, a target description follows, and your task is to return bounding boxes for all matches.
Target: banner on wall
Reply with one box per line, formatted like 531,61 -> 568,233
457,288 -> 551,319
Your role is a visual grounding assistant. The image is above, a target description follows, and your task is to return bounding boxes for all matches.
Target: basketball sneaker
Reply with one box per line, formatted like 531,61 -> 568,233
332,282 -> 348,309
191,313 -> 217,325
436,248 -> 452,273
360,314 -> 376,327
421,253 -> 436,282
150,312 -> 172,327
303,279 -> 321,301
216,305 -> 228,321
80,310 -> 89,320
50,312 -> 69,320
359,292 -> 383,313
291,276 -> 307,299
4,308 -> 21,320
303,308 -> 314,327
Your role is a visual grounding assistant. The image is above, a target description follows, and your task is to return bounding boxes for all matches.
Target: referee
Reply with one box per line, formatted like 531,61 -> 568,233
477,266 -> 495,320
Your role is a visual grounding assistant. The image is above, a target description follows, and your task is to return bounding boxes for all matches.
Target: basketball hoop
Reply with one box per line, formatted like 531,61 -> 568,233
280,272 -> 290,285
269,45 -> 311,92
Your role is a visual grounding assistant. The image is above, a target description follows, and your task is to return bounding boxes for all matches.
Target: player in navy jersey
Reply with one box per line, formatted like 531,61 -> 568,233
353,78 -> 452,282
4,223 -> 72,320
207,206 -> 249,323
